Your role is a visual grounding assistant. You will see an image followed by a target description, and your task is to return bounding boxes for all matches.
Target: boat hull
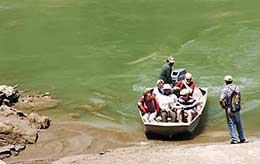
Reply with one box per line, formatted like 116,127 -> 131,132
144,118 -> 200,136
140,87 -> 208,138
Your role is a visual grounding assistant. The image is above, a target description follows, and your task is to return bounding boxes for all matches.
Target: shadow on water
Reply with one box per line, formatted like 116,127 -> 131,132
145,103 -> 209,141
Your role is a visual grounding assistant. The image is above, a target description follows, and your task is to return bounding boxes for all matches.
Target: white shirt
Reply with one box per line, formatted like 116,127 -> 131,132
152,87 -> 164,100
157,94 -> 178,112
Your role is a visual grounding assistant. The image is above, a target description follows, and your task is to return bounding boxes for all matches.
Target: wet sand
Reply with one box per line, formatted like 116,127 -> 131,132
5,121 -> 145,164
52,139 -> 260,164
5,121 -> 260,164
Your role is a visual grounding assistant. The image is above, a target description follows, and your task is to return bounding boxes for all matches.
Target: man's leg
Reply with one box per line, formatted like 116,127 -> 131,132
149,112 -> 157,122
161,111 -> 167,122
169,111 -> 176,122
142,113 -> 149,122
176,109 -> 183,123
234,112 -> 245,142
226,114 -> 238,143
186,110 -> 193,123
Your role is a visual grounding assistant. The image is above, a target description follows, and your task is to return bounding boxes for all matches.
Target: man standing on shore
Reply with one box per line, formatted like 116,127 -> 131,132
159,56 -> 175,85
219,75 -> 246,144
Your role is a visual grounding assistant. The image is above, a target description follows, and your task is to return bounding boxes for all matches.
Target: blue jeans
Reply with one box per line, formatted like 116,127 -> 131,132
226,111 -> 245,142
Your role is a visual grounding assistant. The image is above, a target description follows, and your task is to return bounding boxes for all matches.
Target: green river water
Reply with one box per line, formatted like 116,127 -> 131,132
0,0 -> 260,134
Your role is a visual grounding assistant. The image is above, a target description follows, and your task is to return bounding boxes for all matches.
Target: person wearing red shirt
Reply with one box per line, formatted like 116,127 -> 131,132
138,89 -> 160,122
173,72 -> 195,97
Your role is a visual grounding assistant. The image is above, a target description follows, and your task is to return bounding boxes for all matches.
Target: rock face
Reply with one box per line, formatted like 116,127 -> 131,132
0,109 -> 39,145
0,145 -> 26,160
15,91 -> 59,111
0,85 -> 52,160
0,85 -> 20,107
0,105 -> 40,159
28,112 -> 51,129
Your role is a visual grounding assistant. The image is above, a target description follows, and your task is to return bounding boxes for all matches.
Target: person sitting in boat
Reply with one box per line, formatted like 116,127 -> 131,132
173,72 -> 195,97
177,89 -> 201,123
138,89 -> 160,122
152,79 -> 164,100
157,84 -> 178,122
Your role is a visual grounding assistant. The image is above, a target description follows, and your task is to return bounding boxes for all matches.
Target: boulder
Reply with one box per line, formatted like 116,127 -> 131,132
28,112 -> 51,129
0,114 -> 39,146
0,85 -> 52,160
15,91 -> 59,111
0,144 -> 26,159
0,85 -> 20,106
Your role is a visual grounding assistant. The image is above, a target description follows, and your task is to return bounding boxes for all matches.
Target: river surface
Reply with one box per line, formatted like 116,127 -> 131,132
0,0 -> 260,135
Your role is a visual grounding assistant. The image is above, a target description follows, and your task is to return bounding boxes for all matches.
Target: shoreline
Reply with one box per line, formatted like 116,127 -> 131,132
5,121 -> 144,164
5,121 -> 260,164
52,138 -> 260,164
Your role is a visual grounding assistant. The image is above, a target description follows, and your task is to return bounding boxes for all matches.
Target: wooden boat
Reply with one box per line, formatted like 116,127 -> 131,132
139,87 -> 208,138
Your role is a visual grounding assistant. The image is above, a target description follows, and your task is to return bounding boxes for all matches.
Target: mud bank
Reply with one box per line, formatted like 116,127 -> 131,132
52,138 -> 260,164
5,119 -> 260,164
0,85 -> 52,160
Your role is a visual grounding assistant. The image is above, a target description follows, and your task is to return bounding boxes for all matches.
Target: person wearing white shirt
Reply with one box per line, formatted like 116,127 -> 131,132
157,84 -> 178,122
152,79 -> 164,100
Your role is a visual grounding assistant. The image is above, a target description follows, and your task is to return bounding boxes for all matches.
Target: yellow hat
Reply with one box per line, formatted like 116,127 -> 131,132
224,75 -> 233,81
163,84 -> 172,90
156,79 -> 164,85
167,56 -> 175,63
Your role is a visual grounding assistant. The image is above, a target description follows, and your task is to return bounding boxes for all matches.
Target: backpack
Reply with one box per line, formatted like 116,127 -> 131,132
231,87 -> 241,112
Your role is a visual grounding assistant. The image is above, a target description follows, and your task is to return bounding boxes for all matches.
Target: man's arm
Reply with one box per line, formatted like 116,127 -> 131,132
219,98 -> 226,109
138,98 -> 146,114
173,81 -> 182,91
183,81 -> 194,94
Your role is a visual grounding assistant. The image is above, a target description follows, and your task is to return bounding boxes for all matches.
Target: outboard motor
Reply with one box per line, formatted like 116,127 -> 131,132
171,68 -> 186,84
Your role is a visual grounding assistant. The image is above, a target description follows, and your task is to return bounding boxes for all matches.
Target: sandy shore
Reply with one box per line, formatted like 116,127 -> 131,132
5,121 -> 145,164
5,121 -> 260,164
53,139 -> 260,164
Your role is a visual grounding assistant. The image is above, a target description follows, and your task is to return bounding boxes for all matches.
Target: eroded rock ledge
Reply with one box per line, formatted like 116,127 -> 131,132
0,85 -> 53,160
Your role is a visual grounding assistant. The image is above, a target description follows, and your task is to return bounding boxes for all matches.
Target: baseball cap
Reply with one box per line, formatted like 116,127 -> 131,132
224,75 -> 233,81
167,56 -> 175,63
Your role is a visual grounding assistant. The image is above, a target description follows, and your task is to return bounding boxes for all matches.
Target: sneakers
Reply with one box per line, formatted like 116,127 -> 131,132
231,139 -> 248,144
239,139 -> 248,143
230,141 -> 238,144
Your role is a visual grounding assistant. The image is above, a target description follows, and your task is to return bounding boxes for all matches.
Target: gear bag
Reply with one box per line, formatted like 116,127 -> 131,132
231,87 -> 241,112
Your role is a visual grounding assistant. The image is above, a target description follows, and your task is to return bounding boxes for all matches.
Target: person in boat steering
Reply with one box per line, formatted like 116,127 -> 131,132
159,56 -> 175,85
157,84 -> 178,122
138,89 -> 160,122
173,72 -> 195,97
